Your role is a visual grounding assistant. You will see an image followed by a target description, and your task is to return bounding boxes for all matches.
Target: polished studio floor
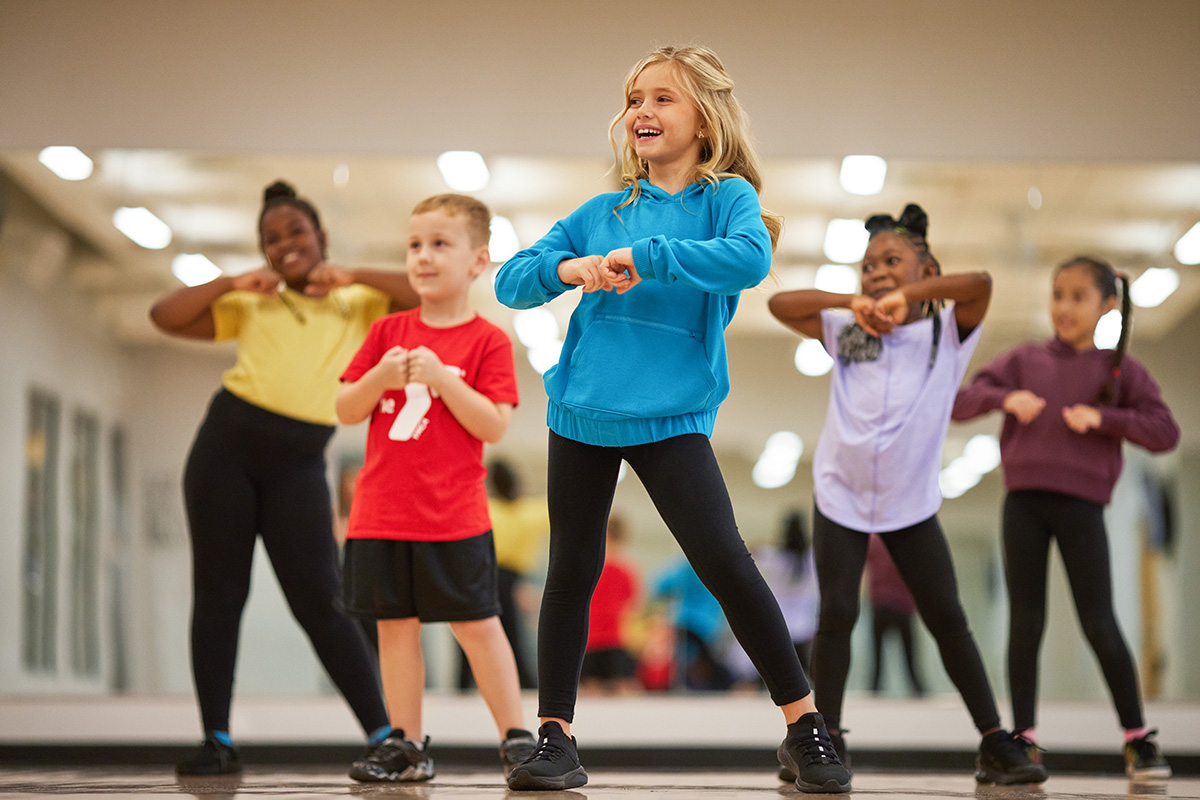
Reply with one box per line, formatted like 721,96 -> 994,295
0,767 -> 1193,799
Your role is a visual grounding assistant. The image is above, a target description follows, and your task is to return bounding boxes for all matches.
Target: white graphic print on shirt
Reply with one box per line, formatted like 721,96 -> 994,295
384,365 -> 466,442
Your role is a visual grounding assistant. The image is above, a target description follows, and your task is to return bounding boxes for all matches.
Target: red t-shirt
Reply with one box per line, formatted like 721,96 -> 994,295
341,310 -> 518,541
586,557 -> 639,651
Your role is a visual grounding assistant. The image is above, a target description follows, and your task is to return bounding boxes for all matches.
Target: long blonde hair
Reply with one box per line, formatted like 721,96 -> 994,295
606,45 -> 782,251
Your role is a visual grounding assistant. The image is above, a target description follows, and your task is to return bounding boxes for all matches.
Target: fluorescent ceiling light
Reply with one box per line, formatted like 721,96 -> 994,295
171,253 -> 222,287
527,341 -> 562,375
814,263 -> 859,294
1173,221 -> 1200,265
961,434 -> 1001,475
113,206 -> 172,249
752,431 -> 804,489
839,155 -> 887,196
489,215 -> 521,262
794,338 -> 833,377
38,146 -> 94,180
1129,267 -> 1179,308
437,150 -> 490,191
1094,309 -> 1122,349
512,308 -> 560,348
939,462 -> 982,499
823,218 -> 868,264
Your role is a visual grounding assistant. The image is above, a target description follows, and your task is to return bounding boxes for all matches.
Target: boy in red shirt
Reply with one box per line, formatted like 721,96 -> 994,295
337,194 -> 533,782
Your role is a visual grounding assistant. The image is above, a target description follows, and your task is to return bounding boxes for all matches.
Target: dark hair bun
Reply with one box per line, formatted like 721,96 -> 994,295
897,203 -> 928,239
865,203 -> 929,240
263,180 -> 297,204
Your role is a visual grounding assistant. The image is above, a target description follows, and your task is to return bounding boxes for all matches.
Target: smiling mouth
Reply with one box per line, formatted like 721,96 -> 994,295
636,127 -> 662,140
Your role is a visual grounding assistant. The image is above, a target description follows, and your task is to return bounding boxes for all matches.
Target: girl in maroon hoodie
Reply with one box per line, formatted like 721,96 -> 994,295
953,256 -> 1178,780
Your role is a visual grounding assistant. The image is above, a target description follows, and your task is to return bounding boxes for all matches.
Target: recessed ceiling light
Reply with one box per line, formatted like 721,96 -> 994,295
437,151 -> 490,192
38,146 -> 93,181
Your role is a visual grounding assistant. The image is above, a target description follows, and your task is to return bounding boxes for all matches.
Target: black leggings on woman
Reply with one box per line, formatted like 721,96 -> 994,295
183,390 -> 389,736
1003,489 -> 1144,732
811,505 -> 1000,733
539,432 -> 810,722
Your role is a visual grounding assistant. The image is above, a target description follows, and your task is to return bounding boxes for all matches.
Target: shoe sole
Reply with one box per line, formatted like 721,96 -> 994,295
506,766 -> 588,790
974,765 -> 1048,785
777,744 -> 851,794
349,762 -> 435,783
1127,766 -> 1172,780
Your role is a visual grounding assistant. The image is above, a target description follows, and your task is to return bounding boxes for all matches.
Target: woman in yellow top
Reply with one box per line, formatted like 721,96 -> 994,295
150,181 -> 418,776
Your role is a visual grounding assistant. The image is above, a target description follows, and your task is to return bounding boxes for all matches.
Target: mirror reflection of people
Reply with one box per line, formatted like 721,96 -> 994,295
865,534 -> 925,697
954,256 -> 1179,780
150,180 -> 418,775
580,513 -> 642,695
770,203 -> 1044,786
458,459 -> 548,691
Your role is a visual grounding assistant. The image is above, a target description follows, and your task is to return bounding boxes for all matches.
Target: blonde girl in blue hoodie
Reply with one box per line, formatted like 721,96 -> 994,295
494,45 -> 849,794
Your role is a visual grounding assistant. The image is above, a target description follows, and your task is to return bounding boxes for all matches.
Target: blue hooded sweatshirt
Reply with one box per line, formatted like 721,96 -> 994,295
494,177 -> 771,447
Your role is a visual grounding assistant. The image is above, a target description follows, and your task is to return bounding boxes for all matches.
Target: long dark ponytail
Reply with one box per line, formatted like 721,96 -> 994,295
1056,255 -> 1130,405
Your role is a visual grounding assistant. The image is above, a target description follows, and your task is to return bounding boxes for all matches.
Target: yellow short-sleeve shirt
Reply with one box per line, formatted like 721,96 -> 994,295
212,284 -> 391,425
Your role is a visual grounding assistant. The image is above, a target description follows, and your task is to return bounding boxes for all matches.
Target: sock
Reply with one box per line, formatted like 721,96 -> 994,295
368,725 -> 393,746
209,730 -> 233,747
1124,727 -> 1149,743
1015,728 -> 1037,743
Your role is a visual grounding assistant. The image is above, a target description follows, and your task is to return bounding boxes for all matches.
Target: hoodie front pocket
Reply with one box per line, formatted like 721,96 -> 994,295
560,316 -> 717,420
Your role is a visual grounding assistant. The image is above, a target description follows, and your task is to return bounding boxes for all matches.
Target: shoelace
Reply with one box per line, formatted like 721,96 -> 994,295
793,726 -> 838,765
529,736 -> 568,762
988,733 -> 1033,768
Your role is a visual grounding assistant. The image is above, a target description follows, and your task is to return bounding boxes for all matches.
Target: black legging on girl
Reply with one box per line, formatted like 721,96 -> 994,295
183,389 -> 388,735
537,431 -> 811,722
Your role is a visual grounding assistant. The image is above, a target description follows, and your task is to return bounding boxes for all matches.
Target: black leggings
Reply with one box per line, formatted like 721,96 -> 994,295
811,505 -> 999,733
1003,490 -> 1144,732
538,432 -> 810,722
183,390 -> 389,736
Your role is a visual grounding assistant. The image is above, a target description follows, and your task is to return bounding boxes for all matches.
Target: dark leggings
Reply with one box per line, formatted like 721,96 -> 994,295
811,505 -> 1000,733
1003,490 -> 1144,732
538,432 -> 810,722
183,390 -> 389,736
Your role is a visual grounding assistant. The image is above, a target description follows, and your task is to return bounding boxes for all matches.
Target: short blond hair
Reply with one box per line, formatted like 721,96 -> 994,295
411,194 -> 491,248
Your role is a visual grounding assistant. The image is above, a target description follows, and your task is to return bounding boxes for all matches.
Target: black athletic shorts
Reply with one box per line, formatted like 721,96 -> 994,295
340,531 -> 500,622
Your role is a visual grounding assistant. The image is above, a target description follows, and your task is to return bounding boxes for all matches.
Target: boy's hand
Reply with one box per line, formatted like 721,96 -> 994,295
407,346 -> 447,389
849,295 -> 891,337
232,267 -> 282,295
557,256 -> 609,292
305,263 -> 352,296
600,247 -> 640,293
375,345 -> 410,389
1003,390 -> 1046,423
1063,403 -> 1101,433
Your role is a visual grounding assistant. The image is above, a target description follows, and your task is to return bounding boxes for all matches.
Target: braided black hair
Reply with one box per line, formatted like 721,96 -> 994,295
258,180 -> 326,256
1056,255 -> 1130,405
865,203 -> 940,275
865,203 -> 942,367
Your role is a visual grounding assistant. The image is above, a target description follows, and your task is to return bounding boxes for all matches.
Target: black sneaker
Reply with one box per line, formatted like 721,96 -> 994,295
777,712 -> 851,793
505,721 -> 588,791
500,728 -> 537,777
349,731 -> 434,782
779,727 -> 850,781
975,729 -> 1048,785
1125,730 -> 1171,779
1011,731 -> 1044,767
176,736 -> 241,775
